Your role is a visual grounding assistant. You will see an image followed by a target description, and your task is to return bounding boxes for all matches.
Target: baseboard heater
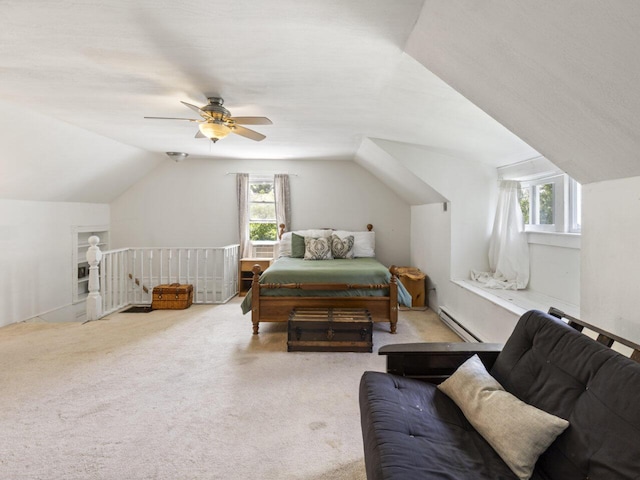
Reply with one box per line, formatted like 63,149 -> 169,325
438,307 -> 482,343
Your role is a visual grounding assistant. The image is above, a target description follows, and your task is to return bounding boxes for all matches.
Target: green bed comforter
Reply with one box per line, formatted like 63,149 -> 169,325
240,257 -> 411,314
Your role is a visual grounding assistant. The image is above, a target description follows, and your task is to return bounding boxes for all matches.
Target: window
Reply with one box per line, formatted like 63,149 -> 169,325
248,176 -> 277,241
518,174 -> 581,233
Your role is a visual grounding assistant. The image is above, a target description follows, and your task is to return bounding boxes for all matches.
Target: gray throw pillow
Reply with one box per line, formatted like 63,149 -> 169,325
330,234 -> 354,259
291,233 -> 305,258
438,355 -> 569,480
304,237 -> 332,260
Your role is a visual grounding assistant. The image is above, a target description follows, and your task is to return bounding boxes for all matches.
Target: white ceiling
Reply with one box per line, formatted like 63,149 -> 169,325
0,0 -> 537,203
406,0 -> 640,185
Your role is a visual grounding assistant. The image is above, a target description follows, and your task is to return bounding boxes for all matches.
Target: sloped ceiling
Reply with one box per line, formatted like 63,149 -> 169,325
0,0 -> 537,203
355,137 -> 447,205
406,0 -> 640,185
0,99 -> 162,203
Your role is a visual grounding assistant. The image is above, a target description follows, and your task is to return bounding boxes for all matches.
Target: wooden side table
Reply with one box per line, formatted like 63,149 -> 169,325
396,267 -> 426,307
238,258 -> 273,296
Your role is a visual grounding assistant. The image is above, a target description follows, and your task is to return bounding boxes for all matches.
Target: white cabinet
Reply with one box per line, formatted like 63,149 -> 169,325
72,225 -> 109,304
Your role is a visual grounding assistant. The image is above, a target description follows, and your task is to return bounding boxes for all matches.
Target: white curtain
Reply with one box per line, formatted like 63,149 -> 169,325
471,180 -> 529,290
274,174 -> 291,236
236,173 -> 252,258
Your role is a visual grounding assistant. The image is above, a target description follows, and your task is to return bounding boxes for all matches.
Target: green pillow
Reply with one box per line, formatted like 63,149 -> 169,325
291,233 -> 306,258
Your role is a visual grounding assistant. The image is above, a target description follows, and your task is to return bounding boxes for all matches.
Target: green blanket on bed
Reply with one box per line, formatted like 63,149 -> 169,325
240,257 -> 412,314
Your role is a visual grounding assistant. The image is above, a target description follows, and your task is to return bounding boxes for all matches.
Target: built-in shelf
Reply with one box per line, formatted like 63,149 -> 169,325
72,225 -> 109,304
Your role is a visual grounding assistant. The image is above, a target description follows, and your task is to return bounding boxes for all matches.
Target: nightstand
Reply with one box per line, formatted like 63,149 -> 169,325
239,258 -> 273,296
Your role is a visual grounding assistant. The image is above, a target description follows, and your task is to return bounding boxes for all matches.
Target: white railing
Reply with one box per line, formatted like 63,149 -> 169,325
89,242 -> 240,318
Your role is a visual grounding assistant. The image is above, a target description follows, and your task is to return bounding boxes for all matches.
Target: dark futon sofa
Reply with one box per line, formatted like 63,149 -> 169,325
359,309 -> 640,479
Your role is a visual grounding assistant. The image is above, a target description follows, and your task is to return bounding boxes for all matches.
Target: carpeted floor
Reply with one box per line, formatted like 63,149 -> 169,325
0,298 -> 461,480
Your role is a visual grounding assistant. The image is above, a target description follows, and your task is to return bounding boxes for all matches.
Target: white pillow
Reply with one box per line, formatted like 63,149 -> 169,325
277,232 -> 293,257
333,230 -> 375,257
438,355 -> 569,480
278,229 -> 333,257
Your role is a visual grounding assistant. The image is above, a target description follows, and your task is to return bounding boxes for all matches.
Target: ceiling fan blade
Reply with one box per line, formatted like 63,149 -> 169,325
181,101 -> 205,116
232,125 -> 266,142
230,116 -> 273,125
195,130 -> 206,138
144,116 -> 199,122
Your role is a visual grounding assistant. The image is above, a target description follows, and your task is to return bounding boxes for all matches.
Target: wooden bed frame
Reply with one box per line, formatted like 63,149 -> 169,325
249,264 -> 399,335
248,224 -> 399,335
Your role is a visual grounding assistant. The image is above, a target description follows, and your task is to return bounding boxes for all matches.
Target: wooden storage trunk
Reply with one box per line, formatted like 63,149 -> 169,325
287,308 -> 373,353
152,283 -> 193,310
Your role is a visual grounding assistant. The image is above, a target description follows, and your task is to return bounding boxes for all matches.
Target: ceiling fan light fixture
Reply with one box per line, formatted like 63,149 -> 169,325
165,152 -> 189,162
199,121 -> 231,142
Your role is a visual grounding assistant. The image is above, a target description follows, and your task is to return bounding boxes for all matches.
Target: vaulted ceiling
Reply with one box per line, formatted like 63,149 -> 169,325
2,1 -> 638,203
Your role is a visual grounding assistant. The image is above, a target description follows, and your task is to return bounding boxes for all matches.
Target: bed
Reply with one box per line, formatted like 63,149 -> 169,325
240,225 -> 411,334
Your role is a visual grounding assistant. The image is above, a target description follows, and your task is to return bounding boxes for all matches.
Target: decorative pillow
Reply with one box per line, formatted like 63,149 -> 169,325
291,233 -> 306,258
304,237 -> 332,260
332,230 -> 375,257
437,355 -> 569,480
330,234 -> 354,259
278,229 -> 333,257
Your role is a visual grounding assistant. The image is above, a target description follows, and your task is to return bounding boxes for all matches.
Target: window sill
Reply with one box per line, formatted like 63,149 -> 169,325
453,279 -> 580,319
527,231 -> 581,249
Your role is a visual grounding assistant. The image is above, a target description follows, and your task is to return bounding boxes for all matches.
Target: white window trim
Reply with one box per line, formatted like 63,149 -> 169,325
527,231 -> 581,249
521,174 -> 565,233
568,178 -> 582,233
498,156 -> 581,237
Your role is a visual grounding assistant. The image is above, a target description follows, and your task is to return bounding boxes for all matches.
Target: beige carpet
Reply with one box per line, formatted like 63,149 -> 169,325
0,298 -> 461,480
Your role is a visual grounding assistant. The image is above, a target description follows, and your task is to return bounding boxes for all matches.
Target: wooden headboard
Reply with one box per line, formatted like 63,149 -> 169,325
277,223 -> 373,240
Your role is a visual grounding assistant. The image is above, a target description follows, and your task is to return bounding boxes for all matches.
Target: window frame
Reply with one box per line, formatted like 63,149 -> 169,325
498,156 -> 581,237
568,178 -> 582,233
519,173 -> 581,234
520,174 -> 565,233
248,175 -> 277,243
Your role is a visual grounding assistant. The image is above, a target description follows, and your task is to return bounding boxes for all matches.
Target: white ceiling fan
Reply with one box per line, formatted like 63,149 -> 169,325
145,97 -> 272,143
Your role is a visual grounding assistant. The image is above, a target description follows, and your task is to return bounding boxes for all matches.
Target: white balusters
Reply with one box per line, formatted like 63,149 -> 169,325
86,236 -> 103,321
85,244 -> 240,320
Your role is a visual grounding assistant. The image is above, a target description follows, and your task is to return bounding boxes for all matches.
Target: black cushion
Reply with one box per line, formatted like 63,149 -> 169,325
491,310 -> 640,479
359,371 -> 521,480
360,309 -> 640,479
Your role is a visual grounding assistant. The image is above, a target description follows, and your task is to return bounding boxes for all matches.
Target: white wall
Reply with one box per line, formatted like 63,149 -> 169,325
371,139 -> 496,277
398,143 -> 582,342
528,240 -> 580,306
411,203 -> 450,309
0,199 -> 109,327
582,175 -> 640,344
411,203 -> 522,343
367,139 -> 511,340
110,158 -> 411,267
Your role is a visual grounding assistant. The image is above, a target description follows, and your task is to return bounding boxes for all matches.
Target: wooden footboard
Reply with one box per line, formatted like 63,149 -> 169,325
250,264 -> 399,335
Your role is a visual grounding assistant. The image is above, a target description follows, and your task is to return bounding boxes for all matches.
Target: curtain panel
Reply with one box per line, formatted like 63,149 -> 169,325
236,173 -> 252,258
471,180 -> 529,290
274,174 -> 291,235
